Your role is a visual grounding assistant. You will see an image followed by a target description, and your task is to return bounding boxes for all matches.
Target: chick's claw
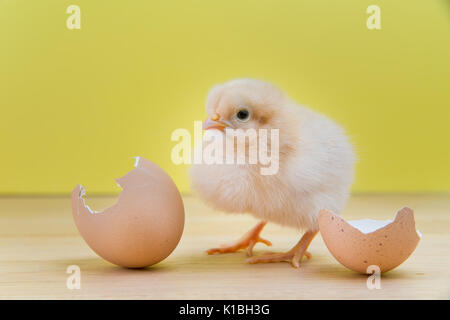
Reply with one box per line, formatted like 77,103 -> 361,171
247,250 -> 311,268
206,237 -> 271,256
206,221 -> 271,257
247,230 -> 317,268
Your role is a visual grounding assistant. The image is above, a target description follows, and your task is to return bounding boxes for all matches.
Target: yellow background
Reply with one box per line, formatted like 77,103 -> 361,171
1,0 -> 449,195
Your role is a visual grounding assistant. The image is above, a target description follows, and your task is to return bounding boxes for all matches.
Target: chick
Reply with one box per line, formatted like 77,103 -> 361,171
189,79 -> 355,268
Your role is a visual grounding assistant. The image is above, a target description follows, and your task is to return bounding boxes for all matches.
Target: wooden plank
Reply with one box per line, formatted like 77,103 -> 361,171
0,194 -> 449,299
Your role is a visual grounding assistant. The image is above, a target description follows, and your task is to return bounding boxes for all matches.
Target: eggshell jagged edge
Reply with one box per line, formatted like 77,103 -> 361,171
318,207 -> 421,274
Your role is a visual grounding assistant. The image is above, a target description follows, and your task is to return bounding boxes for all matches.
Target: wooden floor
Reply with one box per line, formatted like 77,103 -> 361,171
0,194 -> 449,299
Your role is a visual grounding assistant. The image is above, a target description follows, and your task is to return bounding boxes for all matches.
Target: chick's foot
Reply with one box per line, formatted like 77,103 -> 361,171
206,221 -> 271,257
247,230 -> 318,268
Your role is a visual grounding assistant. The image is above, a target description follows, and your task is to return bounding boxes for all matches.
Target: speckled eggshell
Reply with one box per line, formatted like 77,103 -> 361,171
71,157 -> 185,268
318,207 -> 420,274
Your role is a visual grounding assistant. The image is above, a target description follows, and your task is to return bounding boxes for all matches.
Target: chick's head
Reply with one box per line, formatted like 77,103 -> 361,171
203,79 -> 291,131
202,79 -> 300,159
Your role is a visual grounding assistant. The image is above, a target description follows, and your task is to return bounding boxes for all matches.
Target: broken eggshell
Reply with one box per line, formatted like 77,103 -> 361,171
71,157 -> 184,268
318,207 -> 421,274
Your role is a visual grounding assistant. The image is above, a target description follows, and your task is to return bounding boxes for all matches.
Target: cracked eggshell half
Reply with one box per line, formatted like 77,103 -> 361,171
71,157 -> 184,268
318,207 -> 421,274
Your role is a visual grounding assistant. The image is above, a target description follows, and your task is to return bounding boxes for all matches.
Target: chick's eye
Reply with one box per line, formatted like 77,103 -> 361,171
236,109 -> 250,122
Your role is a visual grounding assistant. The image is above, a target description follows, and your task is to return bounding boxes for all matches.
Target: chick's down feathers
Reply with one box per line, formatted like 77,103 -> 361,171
190,79 -> 355,232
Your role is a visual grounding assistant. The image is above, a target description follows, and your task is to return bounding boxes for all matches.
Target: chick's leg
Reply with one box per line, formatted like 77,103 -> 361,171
247,230 -> 318,268
207,221 -> 271,257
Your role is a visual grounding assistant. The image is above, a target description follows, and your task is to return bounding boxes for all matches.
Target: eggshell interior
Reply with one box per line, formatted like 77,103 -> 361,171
71,157 -> 185,268
318,207 -> 420,274
347,219 -> 393,234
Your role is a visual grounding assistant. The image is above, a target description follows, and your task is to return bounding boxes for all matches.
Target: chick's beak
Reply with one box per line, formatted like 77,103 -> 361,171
202,118 -> 225,131
202,113 -> 232,131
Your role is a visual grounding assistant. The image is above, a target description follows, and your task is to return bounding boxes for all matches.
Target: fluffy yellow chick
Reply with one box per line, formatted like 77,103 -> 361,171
189,79 -> 355,268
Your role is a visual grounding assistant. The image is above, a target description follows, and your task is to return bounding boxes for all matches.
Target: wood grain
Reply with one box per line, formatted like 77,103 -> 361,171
0,194 -> 449,299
